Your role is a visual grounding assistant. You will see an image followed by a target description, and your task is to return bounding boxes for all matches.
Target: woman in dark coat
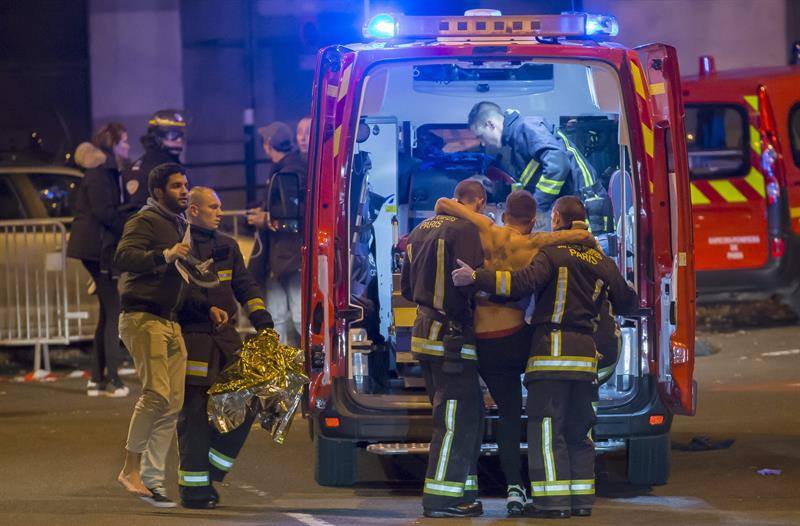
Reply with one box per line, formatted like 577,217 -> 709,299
67,123 -> 131,397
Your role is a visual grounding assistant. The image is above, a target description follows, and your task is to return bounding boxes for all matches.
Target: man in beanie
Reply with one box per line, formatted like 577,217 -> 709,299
247,122 -> 307,346
123,110 -> 187,210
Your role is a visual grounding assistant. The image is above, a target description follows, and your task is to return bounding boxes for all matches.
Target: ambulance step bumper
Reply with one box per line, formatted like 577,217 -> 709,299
365,439 -> 626,456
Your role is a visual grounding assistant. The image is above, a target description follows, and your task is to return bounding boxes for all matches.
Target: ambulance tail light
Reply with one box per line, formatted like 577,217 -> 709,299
770,236 -> 786,259
757,85 -> 787,200
764,170 -> 780,206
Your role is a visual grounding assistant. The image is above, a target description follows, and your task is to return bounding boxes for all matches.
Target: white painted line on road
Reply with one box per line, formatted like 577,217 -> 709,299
761,349 -> 800,357
286,512 -> 336,526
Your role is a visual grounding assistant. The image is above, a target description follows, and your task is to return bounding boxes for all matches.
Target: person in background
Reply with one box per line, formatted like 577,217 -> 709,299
296,115 -> 312,157
123,110 -> 187,210
67,123 -> 132,397
247,122 -> 307,346
114,163 -> 191,507
176,187 -> 274,509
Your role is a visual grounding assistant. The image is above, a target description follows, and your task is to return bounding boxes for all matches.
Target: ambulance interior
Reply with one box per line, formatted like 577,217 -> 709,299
345,58 -> 641,407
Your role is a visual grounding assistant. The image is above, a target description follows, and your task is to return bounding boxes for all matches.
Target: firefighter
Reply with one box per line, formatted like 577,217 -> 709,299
434,190 -> 598,515
400,180 -> 486,518
467,101 -> 614,241
453,195 -> 638,518
123,109 -> 187,210
176,187 -> 274,509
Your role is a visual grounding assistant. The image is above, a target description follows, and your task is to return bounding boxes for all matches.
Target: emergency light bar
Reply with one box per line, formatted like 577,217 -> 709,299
363,12 -> 619,40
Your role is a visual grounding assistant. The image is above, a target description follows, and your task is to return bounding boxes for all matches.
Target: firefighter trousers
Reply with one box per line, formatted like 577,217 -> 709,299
177,384 -> 255,501
526,379 -> 596,512
419,358 -> 484,510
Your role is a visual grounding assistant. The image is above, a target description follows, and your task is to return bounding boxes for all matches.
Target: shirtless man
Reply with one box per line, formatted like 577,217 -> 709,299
434,190 -> 596,515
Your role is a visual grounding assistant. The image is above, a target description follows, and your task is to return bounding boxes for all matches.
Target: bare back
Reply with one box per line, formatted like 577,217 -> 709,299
435,198 -> 596,334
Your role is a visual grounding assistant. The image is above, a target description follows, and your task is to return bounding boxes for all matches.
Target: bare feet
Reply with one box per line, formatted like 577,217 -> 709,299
117,470 -> 151,497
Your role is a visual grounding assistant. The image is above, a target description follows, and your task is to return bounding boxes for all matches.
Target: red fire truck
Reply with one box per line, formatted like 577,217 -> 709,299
300,10 -> 696,488
682,56 -> 800,314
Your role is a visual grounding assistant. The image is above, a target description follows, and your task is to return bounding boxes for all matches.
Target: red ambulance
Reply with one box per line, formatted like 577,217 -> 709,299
682,56 -> 800,314
300,10 -> 696,488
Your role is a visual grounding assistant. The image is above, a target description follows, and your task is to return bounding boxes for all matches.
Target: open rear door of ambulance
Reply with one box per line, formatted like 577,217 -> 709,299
635,44 -> 697,415
304,46 -> 357,410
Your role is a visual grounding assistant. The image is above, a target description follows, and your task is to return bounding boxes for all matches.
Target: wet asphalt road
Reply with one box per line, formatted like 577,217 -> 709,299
1,323 -> 799,526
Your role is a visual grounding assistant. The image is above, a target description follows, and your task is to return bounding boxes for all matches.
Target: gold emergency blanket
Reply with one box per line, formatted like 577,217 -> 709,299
208,328 -> 308,444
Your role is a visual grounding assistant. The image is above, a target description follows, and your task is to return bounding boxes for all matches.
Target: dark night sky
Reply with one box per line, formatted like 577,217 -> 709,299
0,0 -> 91,163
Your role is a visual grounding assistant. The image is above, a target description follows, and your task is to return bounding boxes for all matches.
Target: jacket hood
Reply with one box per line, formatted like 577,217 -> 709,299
74,142 -> 107,169
141,197 -> 187,227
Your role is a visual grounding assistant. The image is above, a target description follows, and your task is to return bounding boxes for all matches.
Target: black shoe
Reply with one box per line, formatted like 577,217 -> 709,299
572,508 -> 592,517
423,501 -> 483,518
181,498 -> 217,510
527,508 -> 571,519
141,486 -> 177,508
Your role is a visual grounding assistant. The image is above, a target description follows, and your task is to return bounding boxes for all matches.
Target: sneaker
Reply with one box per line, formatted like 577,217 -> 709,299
506,484 -> 526,516
106,380 -> 130,398
141,486 -> 177,508
87,381 -> 105,397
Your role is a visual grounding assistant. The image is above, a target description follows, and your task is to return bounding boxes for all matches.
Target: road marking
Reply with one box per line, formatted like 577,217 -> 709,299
761,349 -> 800,357
286,513 -> 336,526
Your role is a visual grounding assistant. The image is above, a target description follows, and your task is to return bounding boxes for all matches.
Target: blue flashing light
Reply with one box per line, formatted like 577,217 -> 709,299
364,14 -> 397,39
585,14 -> 618,37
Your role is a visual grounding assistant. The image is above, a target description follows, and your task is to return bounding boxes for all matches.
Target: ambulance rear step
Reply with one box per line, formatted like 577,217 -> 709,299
366,439 -> 626,456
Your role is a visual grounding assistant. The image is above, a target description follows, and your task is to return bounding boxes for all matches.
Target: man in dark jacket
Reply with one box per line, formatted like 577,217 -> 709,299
247,122 -> 307,346
400,180 -> 486,519
114,162 -> 191,507
468,102 -> 612,235
177,186 -> 274,509
68,140 -> 130,397
453,196 -> 638,519
123,110 -> 186,210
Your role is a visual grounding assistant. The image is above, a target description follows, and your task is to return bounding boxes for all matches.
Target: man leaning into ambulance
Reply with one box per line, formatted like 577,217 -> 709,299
453,196 -> 638,518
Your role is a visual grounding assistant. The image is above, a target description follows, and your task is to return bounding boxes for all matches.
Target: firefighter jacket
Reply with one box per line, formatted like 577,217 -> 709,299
474,225 -> 638,381
178,225 -> 274,385
501,111 -> 601,216
400,214 -> 484,361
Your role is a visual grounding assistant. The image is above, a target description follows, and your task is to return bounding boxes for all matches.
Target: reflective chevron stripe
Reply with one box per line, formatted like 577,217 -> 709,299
179,470 -> 209,487
208,448 -> 235,472
527,355 -> 598,374
424,477 -> 464,497
410,337 -> 477,360
186,360 -> 208,377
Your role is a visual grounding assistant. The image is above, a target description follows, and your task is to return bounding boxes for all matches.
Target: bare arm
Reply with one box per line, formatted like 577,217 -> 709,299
434,198 -> 495,232
526,228 -> 601,252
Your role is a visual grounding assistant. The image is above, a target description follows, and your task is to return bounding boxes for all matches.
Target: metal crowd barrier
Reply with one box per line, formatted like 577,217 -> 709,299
0,211 -> 260,371
0,218 -> 97,370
